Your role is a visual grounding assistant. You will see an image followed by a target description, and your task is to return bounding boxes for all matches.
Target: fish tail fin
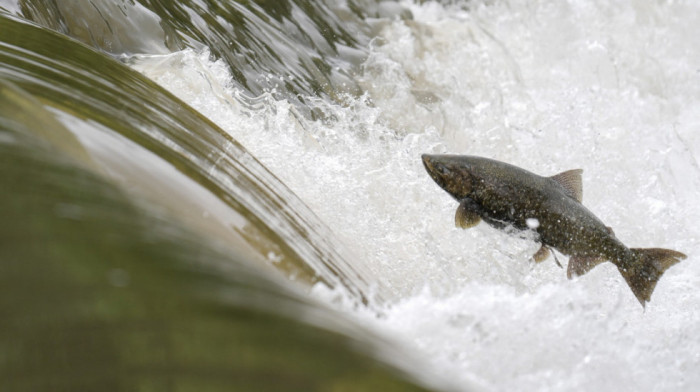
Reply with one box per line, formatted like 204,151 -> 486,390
619,248 -> 686,307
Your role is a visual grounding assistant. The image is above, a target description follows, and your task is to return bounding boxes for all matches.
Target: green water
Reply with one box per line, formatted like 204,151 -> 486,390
0,13 -> 432,392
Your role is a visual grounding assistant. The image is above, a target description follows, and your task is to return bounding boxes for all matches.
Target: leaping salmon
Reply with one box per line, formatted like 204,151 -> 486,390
421,154 -> 686,307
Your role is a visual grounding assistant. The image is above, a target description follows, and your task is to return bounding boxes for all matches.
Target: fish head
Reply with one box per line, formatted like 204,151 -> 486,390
421,154 -> 475,199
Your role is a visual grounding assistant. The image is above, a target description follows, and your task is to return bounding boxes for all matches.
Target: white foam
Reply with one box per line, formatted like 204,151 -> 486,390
131,0 -> 700,389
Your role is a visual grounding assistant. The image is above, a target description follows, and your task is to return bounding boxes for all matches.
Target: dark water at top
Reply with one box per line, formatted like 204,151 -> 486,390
6,0 -> 409,105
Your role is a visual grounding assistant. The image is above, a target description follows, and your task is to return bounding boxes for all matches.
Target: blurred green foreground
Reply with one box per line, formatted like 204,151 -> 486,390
0,13 -> 431,392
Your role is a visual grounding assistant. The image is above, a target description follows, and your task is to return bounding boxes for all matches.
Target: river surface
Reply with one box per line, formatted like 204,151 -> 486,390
2,1 -> 699,391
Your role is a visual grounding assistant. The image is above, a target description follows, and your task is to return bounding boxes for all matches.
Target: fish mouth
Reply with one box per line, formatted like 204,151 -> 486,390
422,154 -> 448,174
421,154 -> 448,186
421,154 -> 434,172
422,154 -> 474,199
421,154 -> 438,178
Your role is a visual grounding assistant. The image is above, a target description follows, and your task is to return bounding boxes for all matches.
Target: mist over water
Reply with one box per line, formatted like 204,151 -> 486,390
132,0 -> 700,390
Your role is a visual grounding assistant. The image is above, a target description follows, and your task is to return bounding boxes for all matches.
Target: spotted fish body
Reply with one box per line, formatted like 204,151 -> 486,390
422,154 -> 686,306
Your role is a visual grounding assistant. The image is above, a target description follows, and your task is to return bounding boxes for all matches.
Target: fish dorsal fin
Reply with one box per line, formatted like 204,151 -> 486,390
550,169 -> 583,202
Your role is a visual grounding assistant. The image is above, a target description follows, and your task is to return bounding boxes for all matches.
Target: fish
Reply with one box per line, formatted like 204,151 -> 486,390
421,154 -> 686,307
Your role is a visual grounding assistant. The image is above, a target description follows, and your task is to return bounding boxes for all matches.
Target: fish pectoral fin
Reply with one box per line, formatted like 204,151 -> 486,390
566,255 -> 606,279
532,244 -> 550,263
550,169 -> 583,202
455,200 -> 481,229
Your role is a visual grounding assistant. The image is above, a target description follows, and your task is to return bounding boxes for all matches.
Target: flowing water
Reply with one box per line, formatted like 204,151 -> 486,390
2,0 -> 699,391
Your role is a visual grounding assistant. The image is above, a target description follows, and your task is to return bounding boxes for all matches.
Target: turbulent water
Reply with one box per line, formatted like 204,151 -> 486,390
3,0 -> 700,391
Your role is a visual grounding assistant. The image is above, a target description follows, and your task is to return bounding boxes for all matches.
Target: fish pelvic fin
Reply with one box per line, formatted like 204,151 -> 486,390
532,244 -> 550,263
619,248 -> 687,307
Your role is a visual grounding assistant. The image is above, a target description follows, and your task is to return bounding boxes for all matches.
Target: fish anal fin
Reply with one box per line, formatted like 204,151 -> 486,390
550,169 -> 583,202
532,244 -> 550,263
455,200 -> 481,229
567,255 -> 606,279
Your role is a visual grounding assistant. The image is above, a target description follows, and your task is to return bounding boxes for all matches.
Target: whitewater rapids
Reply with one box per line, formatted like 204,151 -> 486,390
132,1 -> 700,390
